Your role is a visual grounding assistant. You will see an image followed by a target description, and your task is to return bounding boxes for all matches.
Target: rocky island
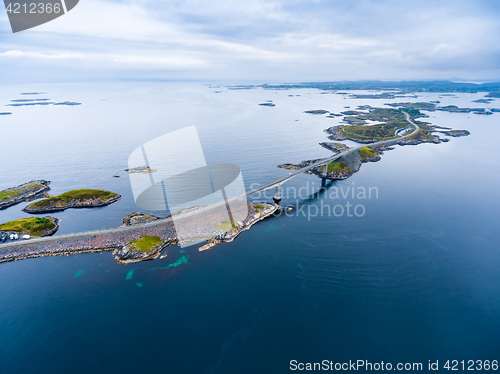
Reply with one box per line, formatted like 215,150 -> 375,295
280,104 -> 471,181
349,92 -> 417,99
125,166 -> 156,174
7,100 -> 81,107
472,98 -> 495,104
0,217 -> 60,237
325,107 -> 469,145
304,109 -> 330,114
114,235 -> 175,264
23,189 -> 121,214
0,180 -> 50,210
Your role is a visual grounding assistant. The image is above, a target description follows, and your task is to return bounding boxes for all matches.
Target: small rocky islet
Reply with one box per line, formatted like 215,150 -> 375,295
0,180 -> 51,210
22,189 -> 122,214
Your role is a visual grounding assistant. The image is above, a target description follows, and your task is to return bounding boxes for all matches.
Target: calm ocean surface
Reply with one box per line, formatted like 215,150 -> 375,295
0,82 -> 499,373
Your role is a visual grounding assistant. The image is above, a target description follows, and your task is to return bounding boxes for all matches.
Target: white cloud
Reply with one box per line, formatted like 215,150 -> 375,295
0,50 -> 86,59
0,49 -> 209,69
0,0 -> 499,81
112,54 -> 208,68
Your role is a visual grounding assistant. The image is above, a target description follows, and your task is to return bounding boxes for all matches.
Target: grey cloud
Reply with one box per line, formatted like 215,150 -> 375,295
0,0 -> 499,81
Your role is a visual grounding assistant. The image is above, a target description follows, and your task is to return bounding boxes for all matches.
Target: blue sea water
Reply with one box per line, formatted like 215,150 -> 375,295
0,82 -> 500,373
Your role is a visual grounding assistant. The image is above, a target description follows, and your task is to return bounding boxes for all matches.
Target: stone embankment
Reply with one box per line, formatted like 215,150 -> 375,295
0,220 -> 177,264
0,202 -> 278,264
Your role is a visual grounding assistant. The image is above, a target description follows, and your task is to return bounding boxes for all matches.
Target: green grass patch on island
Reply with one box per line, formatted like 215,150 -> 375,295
214,220 -> 237,231
29,189 -> 117,208
326,162 -> 351,173
253,204 -> 266,213
0,217 -> 55,237
0,180 -> 47,201
129,235 -> 162,252
359,147 -> 378,158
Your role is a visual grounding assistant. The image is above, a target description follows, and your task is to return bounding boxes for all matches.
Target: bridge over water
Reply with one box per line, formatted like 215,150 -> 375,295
0,113 -> 418,250
245,111 -> 419,201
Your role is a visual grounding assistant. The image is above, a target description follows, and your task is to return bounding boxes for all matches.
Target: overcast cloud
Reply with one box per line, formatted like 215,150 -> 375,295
1,0 -> 499,82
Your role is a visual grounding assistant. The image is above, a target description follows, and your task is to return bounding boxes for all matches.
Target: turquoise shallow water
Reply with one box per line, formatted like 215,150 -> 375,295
0,82 -> 500,373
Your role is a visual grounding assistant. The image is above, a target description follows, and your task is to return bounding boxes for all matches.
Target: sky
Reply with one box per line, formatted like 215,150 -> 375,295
1,0 -> 500,83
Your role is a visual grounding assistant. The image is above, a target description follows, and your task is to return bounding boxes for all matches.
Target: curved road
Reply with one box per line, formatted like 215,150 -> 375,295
0,112 -> 419,250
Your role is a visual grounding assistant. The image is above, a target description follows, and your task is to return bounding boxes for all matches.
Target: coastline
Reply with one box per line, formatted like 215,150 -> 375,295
113,239 -> 179,264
